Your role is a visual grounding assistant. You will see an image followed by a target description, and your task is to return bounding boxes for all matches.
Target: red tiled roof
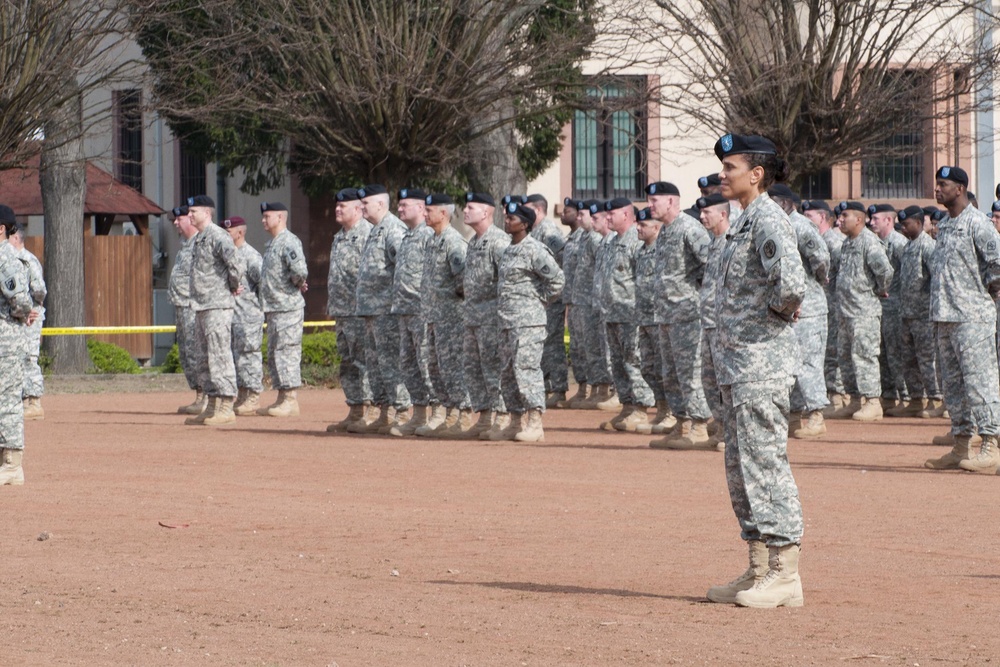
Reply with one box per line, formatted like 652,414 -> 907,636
0,155 -> 164,216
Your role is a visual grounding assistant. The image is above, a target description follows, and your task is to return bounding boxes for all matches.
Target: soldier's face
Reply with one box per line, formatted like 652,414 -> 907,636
992,211 -> 1000,234
803,210 -> 825,228
189,206 -> 212,229
636,219 -> 659,243
504,214 -> 526,235
840,211 -> 865,238
227,226 -> 245,245
609,207 -> 628,233
172,214 -> 192,234
560,206 -> 578,225
463,202 -> 491,226
719,156 -> 754,199
871,212 -> 894,237
934,178 -> 961,206
646,194 -> 675,221
593,212 -> 609,234
577,210 -> 593,231
335,201 -> 362,226
699,205 -> 723,233
261,211 -> 281,234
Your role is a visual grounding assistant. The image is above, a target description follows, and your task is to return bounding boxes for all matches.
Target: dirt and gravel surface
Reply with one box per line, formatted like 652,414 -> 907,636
4,386 -> 999,666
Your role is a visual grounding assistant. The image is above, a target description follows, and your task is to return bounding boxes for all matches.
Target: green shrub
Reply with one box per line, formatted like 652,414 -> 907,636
87,338 -> 141,374
301,331 -> 339,365
162,343 -> 182,373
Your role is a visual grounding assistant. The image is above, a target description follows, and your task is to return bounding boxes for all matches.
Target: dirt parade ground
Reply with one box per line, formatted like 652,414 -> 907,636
3,385 -> 999,666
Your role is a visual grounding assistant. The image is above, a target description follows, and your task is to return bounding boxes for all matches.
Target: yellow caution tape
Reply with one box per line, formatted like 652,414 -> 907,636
41,321 -> 339,336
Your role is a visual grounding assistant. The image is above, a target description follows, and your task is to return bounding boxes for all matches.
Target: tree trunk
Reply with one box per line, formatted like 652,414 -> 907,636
467,101 -> 527,228
40,85 -> 88,374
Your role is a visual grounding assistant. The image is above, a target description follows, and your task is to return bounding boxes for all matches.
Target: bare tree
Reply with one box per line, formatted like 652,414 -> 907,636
626,0 -> 1000,187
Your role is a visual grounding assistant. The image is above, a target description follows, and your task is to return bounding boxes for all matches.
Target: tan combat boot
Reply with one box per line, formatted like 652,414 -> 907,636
735,544 -> 804,608
792,410 -> 826,439
488,412 -> 522,441
829,395 -> 861,419
390,405 -> 427,437
821,393 -> 847,418
600,404 -> 630,431
262,389 -> 300,417
463,411 -> 494,439
23,397 -> 44,421
481,412 -> 511,441
566,383 -> 590,409
596,387 -> 622,412
185,396 -> 217,425
415,404 -> 447,436
580,383 -> 608,409
930,432 -> 980,447
959,435 -> 1000,474
885,398 -> 922,417
919,398 -> 947,419
327,403 -> 366,433
232,387 -> 247,411
707,540 -> 767,603
546,391 -> 567,409
636,401 -> 673,434
924,435 -> 976,469
663,420 -> 715,450
204,396 -> 236,426
514,409 -> 544,442
851,396 -> 883,422
379,406 -> 410,435
348,404 -> 386,433
648,418 -> 684,448
0,448 -> 25,486
438,409 -> 475,439
235,390 -> 261,416
614,405 -> 649,432
179,390 -> 206,415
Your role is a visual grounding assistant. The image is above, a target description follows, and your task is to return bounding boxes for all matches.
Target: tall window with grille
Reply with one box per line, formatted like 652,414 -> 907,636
572,79 -> 648,200
178,141 -> 207,202
113,89 -> 143,192
862,71 -> 930,199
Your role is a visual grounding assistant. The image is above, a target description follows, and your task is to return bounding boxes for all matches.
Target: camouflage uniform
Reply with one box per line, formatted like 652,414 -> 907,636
532,218 -> 568,394
168,238 -> 201,391
498,235 -> 564,413
601,225 -> 654,407
562,226 -> 586,385
327,219 -> 373,406
700,234 -> 727,423
592,232 -> 617,387
655,211 -> 712,419
573,229 -> 610,385
715,193 -> 806,547
930,204 -> 1000,437
464,225 -> 510,413
422,226 -> 469,410
262,229 -> 308,389
357,213 -> 408,408
898,230 -> 940,401
231,242 -> 264,393
0,240 -> 32,453
823,229 -> 846,394
635,238 -> 663,402
17,245 -> 46,399
392,223 -> 436,405
879,230 -> 909,401
836,228 -> 893,399
789,212 -> 830,413
189,222 -> 245,398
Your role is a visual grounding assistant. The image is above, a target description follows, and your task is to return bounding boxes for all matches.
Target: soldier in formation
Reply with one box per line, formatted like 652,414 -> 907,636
222,215 -> 264,416
8,225 -> 46,420
169,205 -> 205,416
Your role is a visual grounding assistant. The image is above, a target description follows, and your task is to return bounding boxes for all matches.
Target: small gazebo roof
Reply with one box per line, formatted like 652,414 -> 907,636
0,155 -> 164,217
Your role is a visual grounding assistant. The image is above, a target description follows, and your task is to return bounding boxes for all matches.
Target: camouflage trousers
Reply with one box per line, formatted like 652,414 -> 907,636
335,316 -> 371,406
398,314 -> 434,406
427,317 -> 469,409
937,320 -> 1000,437
880,308 -> 908,401
499,325 -> 546,413
900,317 -> 941,400
701,328 -> 724,423
791,314 -> 829,413
195,308 -> 237,398
464,319 -> 505,413
579,305 -> 612,385
658,320 -> 711,420
824,307 -> 844,394
22,308 -> 44,398
638,324 -> 665,403
566,305 -> 588,385
266,309 -> 303,390
837,315 -> 881,398
0,319 -> 25,450
364,314 -> 410,408
232,313 -> 264,392
175,306 -> 202,391
543,300 -> 569,393
721,378 -> 803,547
606,322 -> 654,407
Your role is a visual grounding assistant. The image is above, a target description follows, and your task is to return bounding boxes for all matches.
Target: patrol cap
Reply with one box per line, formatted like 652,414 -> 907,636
335,188 -> 362,202
505,202 -> 536,226
897,205 -> 924,222
697,193 -> 728,209
502,194 -> 527,206
398,188 -> 427,201
714,133 -> 777,160
187,194 -> 215,208
466,192 -> 495,207
801,200 -> 831,213
425,193 -> 453,206
935,165 -> 969,187
171,205 -> 189,218
220,215 -> 246,229
358,184 -> 387,198
767,184 -> 797,200
698,174 -> 721,188
645,181 -> 680,196
605,197 -> 632,211
838,201 -> 866,213
992,200 -> 1000,213
562,197 -> 580,210
260,201 -> 287,213
867,203 -> 895,216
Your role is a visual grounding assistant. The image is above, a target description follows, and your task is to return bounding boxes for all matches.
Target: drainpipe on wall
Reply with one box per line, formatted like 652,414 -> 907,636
976,0 -> 994,208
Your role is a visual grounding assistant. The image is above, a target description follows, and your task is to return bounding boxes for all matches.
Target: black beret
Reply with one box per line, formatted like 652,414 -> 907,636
502,194 -> 527,206
897,205 -> 925,222
683,207 -> 700,218
714,133 -> 778,160
931,210 -> 947,222
187,194 -> 215,208
466,192 -> 495,207
969,191 -> 977,201
562,197 -> 579,210
171,205 -> 189,218
696,193 -> 728,209
605,197 -> 632,211
698,174 -> 721,188
867,203 -> 895,216
645,182 -> 680,196
838,201 -> 866,213
358,184 -> 387,197
505,202 -> 536,225
935,166 -> 969,187
425,193 -> 453,206
767,184 -> 797,200
260,201 -> 288,213
220,215 -> 246,229
996,184 -> 1000,200
335,188 -> 362,202
801,200 -> 831,213
921,206 -> 940,216
637,208 -> 652,221
582,199 -> 600,212
992,200 -> 1000,213
587,201 -> 603,215
398,188 -> 427,202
